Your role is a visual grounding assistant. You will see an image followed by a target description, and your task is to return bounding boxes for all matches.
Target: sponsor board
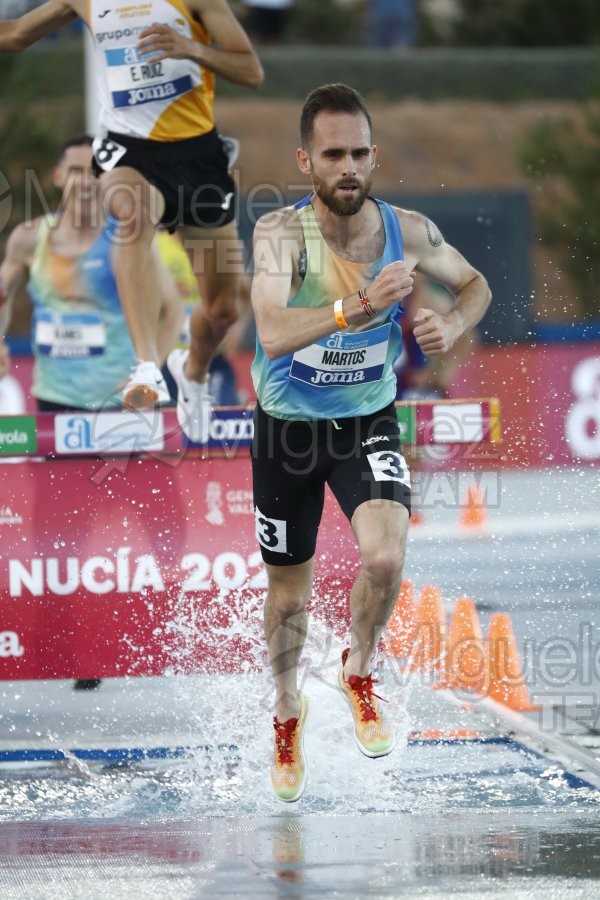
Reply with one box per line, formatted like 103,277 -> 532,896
0,455 -> 354,679
8,548 -> 267,598
189,407 -> 254,452
565,356 -> 600,460
54,410 -> 165,455
0,631 -> 24,658
432,403 -> 484,444
396,405 -> 416,444
0,416 -> 37,455
204,482 -> 254,524
0,506 -> 23,526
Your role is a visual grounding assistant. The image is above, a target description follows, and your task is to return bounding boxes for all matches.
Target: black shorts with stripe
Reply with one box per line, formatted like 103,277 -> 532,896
251,401 -> 412,567
92,128 -> 236,230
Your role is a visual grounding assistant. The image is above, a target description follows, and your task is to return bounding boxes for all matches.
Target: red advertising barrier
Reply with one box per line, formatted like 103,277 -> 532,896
450,343 -> 600,468
0,453 -> 344,680
0,402 -> 500,681
237,343 -> 600,470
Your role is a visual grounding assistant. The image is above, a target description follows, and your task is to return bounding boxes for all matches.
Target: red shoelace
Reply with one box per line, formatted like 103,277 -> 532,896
273,716 -> 299,765
346,673 -> 386,723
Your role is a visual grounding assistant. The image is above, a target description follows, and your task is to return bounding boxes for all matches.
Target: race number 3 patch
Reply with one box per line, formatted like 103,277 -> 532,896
255,507 -> 288,554
367,450 -> 411,486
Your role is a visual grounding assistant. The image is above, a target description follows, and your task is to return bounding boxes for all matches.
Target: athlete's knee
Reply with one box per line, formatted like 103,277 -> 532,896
204,288 -> 241,331
269,592 -> 307,621
114,204 -> 156,244
103,183 -> 160,242
267,575 -> 310,619
360,545 -> 405,589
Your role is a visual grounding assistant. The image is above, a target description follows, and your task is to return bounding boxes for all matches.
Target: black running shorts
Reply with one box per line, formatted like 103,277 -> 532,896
252,402 -> 412,567
92,128 -> 236,230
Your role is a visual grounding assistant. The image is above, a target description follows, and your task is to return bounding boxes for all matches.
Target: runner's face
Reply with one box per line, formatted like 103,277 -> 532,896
300,111 -> 376,216
54,146 -> 97,209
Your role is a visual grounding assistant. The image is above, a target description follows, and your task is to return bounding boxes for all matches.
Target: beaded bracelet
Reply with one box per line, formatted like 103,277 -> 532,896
358,288 -> 376,318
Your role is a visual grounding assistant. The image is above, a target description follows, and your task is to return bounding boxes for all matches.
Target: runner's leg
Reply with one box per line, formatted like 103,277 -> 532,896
179,221 -> 245,382
345,499 -> 409,678
100,166 -> 165,365
264,558 -> 314,722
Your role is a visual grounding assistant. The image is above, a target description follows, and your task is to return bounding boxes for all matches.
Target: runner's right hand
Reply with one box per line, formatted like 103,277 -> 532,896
366,261 -> 414,312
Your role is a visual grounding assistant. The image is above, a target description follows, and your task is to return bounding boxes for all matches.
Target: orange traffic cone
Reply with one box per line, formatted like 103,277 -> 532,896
484,613 -> 540,711
384,580 -> 416,658
440,596 -> 486,692
409,585 -> 446,673
458,484 -> 488,530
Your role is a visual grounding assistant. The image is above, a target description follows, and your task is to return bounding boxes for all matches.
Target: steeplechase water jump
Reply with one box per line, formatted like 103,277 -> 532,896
1,2 -> 600,896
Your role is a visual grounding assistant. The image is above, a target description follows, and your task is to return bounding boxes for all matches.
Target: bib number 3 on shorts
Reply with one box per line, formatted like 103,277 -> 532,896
367,450 -> 411,486
255,508 -> 288,554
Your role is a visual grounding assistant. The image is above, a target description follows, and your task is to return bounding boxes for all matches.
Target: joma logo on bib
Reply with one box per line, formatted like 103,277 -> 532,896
128,81 -> 178,105
310,370 -> 366,385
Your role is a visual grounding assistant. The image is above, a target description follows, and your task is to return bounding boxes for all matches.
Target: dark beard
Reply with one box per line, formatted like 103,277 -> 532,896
313,172 -> 371,216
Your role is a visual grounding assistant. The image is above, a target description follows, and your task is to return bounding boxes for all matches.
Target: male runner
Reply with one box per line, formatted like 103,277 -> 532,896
0,1 -> 263,440
0,133 -> 181,690
250,83 -> 491,801
0,135 -> 181,412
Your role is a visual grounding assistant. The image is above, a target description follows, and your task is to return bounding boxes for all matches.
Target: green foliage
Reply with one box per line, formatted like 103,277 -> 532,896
0,43 -> 85,244
519,102 -> 600,317
455,0 -> 600,47
288,0 -> 362,45
0,66 -> 59,233
0,54 -> 69,335
0,39 -> 84,98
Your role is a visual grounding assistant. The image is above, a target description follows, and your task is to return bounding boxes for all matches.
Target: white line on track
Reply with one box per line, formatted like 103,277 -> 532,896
408,511 -> 600,543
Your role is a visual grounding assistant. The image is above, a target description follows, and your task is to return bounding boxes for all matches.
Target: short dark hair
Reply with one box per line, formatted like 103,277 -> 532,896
300,83 -> 372,148
56,134 -> 94,164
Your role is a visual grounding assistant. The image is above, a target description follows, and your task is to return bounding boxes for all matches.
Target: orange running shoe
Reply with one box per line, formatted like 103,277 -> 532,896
270,693 -> 310,802
337,648 -> 395,758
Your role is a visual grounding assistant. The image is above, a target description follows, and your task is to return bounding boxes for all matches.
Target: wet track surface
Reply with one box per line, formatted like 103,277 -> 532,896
1,468 -> 599,897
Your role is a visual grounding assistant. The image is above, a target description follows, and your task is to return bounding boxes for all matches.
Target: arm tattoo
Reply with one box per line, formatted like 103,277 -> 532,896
425,219 -> 443,248
298,248 -> 307,280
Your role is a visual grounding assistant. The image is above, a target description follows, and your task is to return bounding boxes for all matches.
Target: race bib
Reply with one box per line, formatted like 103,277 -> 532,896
367,450 -> 411,486
103,46 -> 193,110
35,311 -> 106,358
255,507 -> 288,554
289,323 -> 391,388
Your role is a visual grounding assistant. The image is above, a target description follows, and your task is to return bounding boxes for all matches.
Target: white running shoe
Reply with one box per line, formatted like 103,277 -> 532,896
167,349 -> 212,443
122,361 -> 170,409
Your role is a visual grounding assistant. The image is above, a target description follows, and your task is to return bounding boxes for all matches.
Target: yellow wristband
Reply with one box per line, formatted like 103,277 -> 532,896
333,298 -> 348,330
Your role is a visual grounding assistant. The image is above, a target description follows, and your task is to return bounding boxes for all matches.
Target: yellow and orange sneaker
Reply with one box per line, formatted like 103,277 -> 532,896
270,693 -> 310,802
337,648 -> 395,758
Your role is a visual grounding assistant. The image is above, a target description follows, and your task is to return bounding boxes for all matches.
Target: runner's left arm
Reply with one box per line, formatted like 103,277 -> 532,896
136,0 -> 264,88
0,223 -> 37,377
400,210 -> 491,356
0,1 -> 77,52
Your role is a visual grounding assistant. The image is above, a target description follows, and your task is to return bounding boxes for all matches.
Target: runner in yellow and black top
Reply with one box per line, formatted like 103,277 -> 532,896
0,1 -> 263,441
